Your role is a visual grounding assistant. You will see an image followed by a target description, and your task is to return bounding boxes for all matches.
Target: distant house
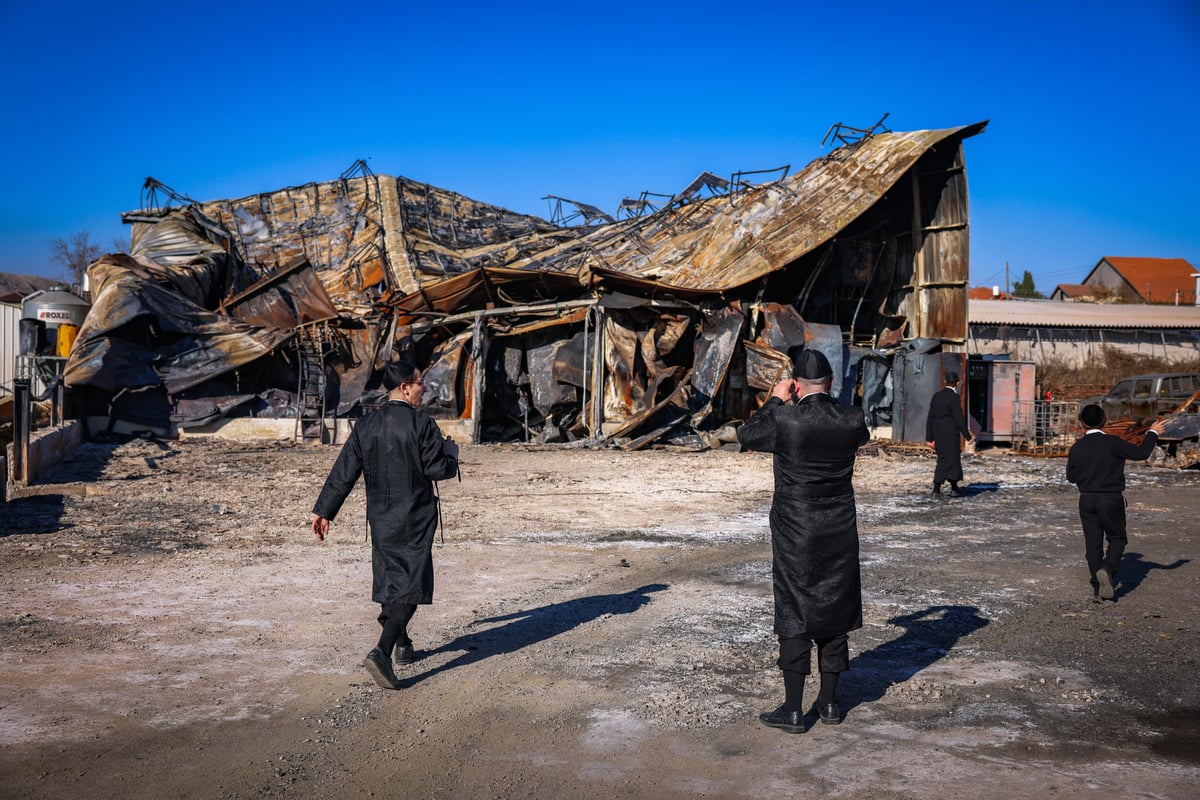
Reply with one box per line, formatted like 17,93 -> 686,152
969,286 -> 1010,300
1049,283 -> 1095,302
1079,256 -> 1197,304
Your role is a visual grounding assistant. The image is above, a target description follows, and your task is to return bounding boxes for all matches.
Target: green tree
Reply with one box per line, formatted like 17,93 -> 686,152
49,231 -> 102,286
1012,270 -> 1044,298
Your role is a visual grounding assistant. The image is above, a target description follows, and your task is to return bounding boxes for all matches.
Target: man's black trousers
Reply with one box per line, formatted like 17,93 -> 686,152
1078,491 -> 1128,586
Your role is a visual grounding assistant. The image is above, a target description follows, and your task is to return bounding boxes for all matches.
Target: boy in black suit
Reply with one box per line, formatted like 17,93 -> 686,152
1065,404 -> 1165,602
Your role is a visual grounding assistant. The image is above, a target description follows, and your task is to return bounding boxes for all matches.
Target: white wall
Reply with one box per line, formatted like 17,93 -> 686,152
0,302 -> 20,397
967,324 -> 1200,367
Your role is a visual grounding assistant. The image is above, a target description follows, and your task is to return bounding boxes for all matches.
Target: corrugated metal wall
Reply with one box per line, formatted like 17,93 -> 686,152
1,302 -> 21,396
911,143 -> 971,342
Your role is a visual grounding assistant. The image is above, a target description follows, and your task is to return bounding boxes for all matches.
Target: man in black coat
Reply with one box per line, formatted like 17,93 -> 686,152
312,360 -> 460,689
738,349 -> 870,734
1066,404 -> 1164,602
925,370 -> 973,496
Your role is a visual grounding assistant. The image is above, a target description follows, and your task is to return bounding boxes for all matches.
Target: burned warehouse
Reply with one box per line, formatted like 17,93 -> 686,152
60,120 -> 987,447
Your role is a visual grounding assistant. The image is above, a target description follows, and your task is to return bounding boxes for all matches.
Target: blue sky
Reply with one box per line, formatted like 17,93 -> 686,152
2,0 -> 1198,296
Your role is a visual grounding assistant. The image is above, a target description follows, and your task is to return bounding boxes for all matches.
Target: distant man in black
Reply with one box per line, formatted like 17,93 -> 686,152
1065,404 -> 1165,602
925,371 -> 973,496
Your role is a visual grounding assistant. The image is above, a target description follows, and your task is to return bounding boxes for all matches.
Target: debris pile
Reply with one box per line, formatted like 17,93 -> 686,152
63,123 -> 989,446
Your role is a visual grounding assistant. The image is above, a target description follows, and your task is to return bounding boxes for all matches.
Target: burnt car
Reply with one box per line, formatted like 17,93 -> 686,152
1088,373 -> 1200,423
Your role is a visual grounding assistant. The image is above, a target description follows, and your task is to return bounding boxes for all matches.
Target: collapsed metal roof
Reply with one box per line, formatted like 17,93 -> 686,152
64,121 -> 988,446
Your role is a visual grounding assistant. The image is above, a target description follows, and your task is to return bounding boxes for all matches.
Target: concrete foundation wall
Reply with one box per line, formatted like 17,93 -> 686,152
6,420 -> 83,490
177,416 -> 476,445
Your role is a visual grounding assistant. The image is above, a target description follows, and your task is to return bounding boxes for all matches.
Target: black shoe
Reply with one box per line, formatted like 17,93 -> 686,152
949,487 -> 963,497
1091,588 -> 1102,603
1096,566 -> 1114,601
810,701 -> 841,725
363,647 -> 402,689
759,705 -> 805,734
394,644 -> 415,665
931,485 -> 942,495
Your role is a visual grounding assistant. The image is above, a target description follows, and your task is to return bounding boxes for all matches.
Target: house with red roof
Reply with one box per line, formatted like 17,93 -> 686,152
1076,256 -> 1197,304
1049,283 -> 1095,302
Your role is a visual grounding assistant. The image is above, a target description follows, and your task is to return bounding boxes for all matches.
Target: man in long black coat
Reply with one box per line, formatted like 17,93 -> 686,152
925,370 -> 972,496
311,360 -> 460,689
738,349 -> 870,734
1066,404 -> 1164,602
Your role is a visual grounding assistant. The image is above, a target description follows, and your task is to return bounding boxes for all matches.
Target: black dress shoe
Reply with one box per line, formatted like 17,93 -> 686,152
394,644 -> 415,665
363,647 -> 402,689
810,701 -> 841,725
759,705 -> 805,734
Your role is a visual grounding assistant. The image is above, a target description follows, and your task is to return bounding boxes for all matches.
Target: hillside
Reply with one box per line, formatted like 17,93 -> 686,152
0,270 -> 58,301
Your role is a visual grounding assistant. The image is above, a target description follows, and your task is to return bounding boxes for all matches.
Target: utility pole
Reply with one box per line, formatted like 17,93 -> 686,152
1005,261 -> 1010,297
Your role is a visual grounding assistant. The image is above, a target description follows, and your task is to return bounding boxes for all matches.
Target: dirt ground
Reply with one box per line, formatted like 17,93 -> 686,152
1,433 -> 1198,799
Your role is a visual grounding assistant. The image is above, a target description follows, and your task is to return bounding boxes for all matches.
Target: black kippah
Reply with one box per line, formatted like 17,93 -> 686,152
382,360 -> 416,390
793,349 -> 832,380
1079,404 -> 1105,428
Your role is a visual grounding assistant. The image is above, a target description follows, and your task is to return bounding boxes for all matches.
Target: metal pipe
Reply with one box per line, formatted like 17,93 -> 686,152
582,306 -> 591,437
13,377 -> 30,484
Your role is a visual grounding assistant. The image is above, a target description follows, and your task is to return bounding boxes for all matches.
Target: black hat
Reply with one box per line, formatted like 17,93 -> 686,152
1079,404 -> 1105,428
382,360 -> 418,390
793,349 -> 832,380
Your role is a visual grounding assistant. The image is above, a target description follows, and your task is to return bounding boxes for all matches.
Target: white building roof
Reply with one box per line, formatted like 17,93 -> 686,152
969,298 -> 1200,329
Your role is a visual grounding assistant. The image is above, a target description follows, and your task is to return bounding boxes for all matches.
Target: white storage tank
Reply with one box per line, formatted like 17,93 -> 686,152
20,287 -> 91,356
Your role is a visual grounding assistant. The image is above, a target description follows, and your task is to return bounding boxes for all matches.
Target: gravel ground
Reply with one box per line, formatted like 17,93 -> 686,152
1,435 -> 1197,799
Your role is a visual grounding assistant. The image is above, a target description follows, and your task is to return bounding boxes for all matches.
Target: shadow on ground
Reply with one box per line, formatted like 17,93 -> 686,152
1114,551 -> 1189,600
841,604 -> 990,712
404,583 -> 669,687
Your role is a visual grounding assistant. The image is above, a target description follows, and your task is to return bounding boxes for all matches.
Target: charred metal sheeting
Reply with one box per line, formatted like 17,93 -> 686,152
688,305 -> 745,427
742,341 -> 792,391
221,258 -> 339,329
1161,413 -> 1200,440
64,255 -> 294,396
64,122 -> 986,443
1158,414 -> 1200,468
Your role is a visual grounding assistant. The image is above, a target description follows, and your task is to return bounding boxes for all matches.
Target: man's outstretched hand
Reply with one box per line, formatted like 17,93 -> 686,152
311,514 -> 330,541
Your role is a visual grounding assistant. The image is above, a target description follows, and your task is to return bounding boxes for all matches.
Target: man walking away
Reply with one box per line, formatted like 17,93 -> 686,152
926,370 -> 973,496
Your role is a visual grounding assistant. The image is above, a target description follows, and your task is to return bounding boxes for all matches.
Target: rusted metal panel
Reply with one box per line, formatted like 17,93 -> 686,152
743,340 -> 791,391
221,258 -> 339,329
910,142 -> 971,342
917,285 -> 969,343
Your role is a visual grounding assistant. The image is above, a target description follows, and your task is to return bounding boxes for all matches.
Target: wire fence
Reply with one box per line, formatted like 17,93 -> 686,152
1011,400 -> 1083,456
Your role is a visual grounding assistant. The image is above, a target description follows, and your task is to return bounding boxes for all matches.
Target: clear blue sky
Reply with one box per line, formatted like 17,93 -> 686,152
2,0 -> 1198,296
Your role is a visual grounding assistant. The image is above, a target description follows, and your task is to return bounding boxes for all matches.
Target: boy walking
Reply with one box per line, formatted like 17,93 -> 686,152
1065,404 -> 1165,602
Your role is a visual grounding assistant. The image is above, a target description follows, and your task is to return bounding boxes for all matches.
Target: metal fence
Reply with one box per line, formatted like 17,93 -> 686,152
1011,400 -> 1083,456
